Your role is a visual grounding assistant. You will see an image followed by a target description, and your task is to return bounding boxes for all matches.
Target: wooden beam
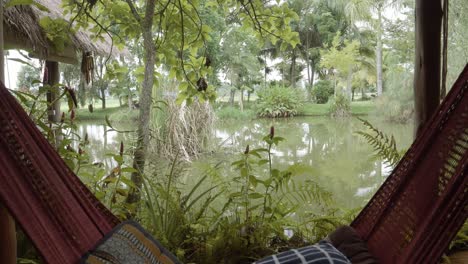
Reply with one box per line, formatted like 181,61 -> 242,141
414,0 -> 443,136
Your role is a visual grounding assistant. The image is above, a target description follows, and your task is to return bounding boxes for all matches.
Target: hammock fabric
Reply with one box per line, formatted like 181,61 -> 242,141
351,64 -> 468,263
0,83 -> 120,263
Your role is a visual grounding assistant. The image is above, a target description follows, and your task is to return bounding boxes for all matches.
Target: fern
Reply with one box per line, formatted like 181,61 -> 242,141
356,117 -> 402,167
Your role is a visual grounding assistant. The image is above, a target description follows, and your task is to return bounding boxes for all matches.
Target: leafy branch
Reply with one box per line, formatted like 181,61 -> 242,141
356,117 -> 402,166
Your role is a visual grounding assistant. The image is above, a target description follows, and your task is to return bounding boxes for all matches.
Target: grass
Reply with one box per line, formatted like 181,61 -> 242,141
214,100 -> 375,120
214,101 -> 256,120
299,100 -> 375,116
60,98 -> 138,123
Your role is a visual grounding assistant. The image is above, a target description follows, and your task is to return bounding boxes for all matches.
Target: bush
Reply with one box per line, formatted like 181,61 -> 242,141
256,86 -> 303,118
375,66 -> 414,123
312,80 -> 334,104
328,93 -> 351,118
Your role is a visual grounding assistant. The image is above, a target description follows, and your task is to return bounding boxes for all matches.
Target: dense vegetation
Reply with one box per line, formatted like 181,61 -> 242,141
5,0 -> 468,262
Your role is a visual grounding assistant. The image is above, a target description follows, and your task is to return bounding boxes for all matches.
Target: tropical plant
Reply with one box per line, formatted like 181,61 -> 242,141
256,86 -> 303,118
312,80 -> 334,104
328,93 -> 350,118
356,118 -> 403,167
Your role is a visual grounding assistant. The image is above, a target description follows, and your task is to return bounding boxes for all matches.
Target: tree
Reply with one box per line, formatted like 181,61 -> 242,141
320,33 -> 360,100
65,0 -> 299,209
328,0 -> 403,97
221,26 -> 262,110
17,65 -> 40,92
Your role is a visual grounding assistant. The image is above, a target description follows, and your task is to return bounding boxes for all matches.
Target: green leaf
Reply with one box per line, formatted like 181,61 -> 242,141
6,0 -> 49,11
121,167 -> 138,173
248,193 -> 264,199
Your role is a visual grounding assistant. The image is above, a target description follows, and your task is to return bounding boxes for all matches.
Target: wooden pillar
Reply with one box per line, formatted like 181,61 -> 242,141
413,0 -> 443,136
0,1 -> 17,264
0,205 -> 16,264
45,60 -> 61,122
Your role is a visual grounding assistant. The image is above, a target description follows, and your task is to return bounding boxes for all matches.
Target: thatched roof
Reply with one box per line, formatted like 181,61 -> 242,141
4,0 -> 127,64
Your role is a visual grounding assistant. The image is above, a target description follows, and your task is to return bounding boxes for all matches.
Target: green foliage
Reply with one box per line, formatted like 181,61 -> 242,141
256,86 -> 303,118
328,93 -> 350,118
374,60 -> 414,123
216,105 -> 255,120
16,65 -> 40,92
449,221 -> 468,254
39,17 -> 73,52
320,33 -> 360,78
312,80 -> 334,104
356,118 -> 402,167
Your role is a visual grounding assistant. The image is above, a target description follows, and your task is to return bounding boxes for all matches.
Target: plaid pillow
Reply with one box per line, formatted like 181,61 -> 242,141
253,241 -> 351,264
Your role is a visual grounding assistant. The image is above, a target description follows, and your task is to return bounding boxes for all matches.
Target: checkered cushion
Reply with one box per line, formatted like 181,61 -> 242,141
253,241 -> 351,264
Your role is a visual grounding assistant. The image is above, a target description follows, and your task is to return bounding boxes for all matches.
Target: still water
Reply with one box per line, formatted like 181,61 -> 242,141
76,116 -> 413,208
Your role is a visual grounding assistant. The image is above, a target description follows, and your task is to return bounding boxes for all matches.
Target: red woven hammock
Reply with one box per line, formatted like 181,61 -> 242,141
351,64 -> 468,263
0,84 -> 120,263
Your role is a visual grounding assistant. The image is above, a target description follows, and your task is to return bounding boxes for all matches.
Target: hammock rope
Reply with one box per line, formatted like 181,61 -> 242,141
351,64 -> 468,264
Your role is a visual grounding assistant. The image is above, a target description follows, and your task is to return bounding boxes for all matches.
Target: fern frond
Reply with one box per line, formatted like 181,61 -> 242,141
356,118 -> 402,167
280,179 -> 333,207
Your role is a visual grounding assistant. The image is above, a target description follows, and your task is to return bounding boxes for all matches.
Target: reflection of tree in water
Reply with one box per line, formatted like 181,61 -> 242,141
74,123 -> 135,170
78,117 -> 412,209
213,117 -> 412,209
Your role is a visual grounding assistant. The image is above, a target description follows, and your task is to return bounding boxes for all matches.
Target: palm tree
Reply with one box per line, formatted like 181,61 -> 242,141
327,0 -> 402,97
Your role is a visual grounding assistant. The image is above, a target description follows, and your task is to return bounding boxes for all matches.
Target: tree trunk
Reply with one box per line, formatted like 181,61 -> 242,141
100,86 -> 106,109
307,63 -> 315,101
346,68 -> 353,101
126,0 -> 157,209
0,2 -> 17,263
239,88 -> 244,112
229,88 -> 235,106
414,0 -> 442,137
376,5 -> 383,97
289,49 -> 297,88
119,96 -> 123,107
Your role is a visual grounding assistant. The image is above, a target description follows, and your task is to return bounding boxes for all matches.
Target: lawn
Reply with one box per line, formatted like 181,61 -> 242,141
299,100 -> 375,116
62,98 -> 138,123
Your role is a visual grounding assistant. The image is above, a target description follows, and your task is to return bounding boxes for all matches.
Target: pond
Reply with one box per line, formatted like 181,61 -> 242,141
76,116 -> 413,209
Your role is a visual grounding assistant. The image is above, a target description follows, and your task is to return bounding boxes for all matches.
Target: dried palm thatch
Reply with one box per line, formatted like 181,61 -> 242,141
3,0 -> 126,63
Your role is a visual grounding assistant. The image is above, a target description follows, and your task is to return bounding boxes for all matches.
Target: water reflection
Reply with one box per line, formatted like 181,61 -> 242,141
77,117 -> 413,209
213,117 -> 413,208
73,123 -> 134,169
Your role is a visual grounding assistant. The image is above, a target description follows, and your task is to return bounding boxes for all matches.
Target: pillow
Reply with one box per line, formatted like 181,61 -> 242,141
80,221 -> 181,264
253,240 -> 351,264
327,226 -> 377,264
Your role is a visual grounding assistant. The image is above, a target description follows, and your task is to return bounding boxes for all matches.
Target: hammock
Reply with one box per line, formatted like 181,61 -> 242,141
0,65 -> 466,263
351,63 -> 468,263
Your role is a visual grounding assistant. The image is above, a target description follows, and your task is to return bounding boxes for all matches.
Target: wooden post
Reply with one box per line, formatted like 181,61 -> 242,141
0,1 -> 17,263
413,0 -> 443,136
45,60 -> 61,123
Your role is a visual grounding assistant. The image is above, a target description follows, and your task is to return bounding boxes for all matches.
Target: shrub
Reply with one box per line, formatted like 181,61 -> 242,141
256,86 -> 303,118
312,80 -> 334,104
328,93 -> 351,118
375,67 -> 414,123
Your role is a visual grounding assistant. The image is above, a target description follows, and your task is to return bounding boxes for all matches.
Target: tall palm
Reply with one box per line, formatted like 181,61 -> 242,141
328,0 -> 402,97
